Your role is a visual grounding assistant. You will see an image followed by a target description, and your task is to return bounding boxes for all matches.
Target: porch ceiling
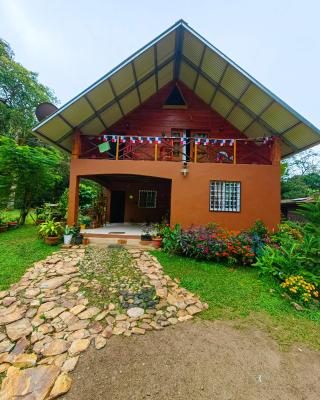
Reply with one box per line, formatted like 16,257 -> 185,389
33,20 -> 320,158
86,174 -> 171,187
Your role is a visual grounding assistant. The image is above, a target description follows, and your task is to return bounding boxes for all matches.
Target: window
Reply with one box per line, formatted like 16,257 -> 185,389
210,181 -> 241,212
138,190 -> 157,208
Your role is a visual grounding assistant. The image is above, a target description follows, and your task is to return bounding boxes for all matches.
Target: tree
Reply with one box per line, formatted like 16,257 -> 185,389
0,136 -> 62,224
0,38 -> 56,144
281,149 -> 320,199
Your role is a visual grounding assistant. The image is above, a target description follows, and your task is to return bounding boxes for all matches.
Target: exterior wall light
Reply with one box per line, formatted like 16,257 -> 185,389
181,161 -> 189,176
129,194 -> 134,200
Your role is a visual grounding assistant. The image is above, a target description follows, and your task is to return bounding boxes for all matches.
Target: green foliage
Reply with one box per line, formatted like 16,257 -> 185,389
59,181 -> 100,217
295,197 -> 320,234
38,219 -> 63,238
78,214 -> 91,226
0,39 -> 56,144
254,224 -> 320,297
162,224 -> 181,253
64,225 -> 75,235
0,210 -> 7,225
0,136 -> 62,224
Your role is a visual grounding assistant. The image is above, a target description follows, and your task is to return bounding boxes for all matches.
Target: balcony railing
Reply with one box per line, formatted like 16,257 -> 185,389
79,135 -> 278,165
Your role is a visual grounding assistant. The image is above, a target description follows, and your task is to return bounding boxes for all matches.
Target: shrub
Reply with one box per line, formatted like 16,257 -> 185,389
161,222 -> 270,266
280,275 -> 319,304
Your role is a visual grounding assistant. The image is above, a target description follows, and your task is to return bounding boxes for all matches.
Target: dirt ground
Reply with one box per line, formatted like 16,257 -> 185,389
64,320 -> 320,400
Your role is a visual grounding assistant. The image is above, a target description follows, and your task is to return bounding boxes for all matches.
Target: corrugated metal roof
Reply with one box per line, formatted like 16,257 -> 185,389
33,19 -> 320,157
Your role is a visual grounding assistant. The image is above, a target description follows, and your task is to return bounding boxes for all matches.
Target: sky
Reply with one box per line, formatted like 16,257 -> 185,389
1,0 -> 320,147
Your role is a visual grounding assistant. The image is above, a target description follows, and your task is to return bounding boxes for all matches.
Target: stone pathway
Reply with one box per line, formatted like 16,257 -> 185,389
0,246 -> 206,399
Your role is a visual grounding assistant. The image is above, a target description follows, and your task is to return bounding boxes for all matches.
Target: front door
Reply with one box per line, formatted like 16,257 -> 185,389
110,191 -> 125,222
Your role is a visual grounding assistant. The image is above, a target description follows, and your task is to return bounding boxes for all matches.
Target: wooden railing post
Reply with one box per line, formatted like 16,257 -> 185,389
116,136 -> 119,160
233,140 -> 237,164
154,142 -> 158,161
194,142 -> 198,163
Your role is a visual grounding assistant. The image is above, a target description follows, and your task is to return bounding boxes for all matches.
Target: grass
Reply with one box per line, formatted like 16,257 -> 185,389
0,225 -> 59,291
152,251 -> 320,350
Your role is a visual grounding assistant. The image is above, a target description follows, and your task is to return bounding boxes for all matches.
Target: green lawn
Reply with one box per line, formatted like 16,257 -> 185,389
0,225 -> 59,290
153,251 -> 320,349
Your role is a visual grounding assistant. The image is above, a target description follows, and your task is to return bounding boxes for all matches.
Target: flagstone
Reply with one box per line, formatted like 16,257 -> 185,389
0,305 -> 26,325
77,307 -> 100,320
37,301 -> 56,314
48,372 -> 72,399
61,355 -> 79,372
44,306 -> 66,319
0,365 -> 60,400
13,353 -> 37,368
69,304 -> 86,315
10,337 -> 29,356
6,318 -> 32,341
41,339 -> 69,356
38,276 -> 70,290
68,338 -> 91,356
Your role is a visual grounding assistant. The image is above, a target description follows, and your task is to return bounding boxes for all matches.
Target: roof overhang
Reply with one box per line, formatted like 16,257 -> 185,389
33,19 -> 320,157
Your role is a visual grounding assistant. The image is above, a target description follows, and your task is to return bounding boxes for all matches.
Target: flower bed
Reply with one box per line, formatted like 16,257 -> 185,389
162,221 -> 269,266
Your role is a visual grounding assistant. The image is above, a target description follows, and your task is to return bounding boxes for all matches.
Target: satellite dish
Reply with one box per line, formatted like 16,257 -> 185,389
35,102 -> 58,122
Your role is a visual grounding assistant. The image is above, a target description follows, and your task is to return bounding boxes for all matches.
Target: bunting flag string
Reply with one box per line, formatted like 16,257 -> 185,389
95,134 -> 273,146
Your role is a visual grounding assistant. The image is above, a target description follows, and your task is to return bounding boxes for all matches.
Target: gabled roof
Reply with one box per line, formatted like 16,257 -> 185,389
33,19 -> 320,157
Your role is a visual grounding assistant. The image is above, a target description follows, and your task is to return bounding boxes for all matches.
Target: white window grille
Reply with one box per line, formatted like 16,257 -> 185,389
138,190 -> 157,208
210,181 -> 241,212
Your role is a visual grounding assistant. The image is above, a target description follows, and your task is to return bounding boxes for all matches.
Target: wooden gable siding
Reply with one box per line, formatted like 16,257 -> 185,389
110,81 -> 245,139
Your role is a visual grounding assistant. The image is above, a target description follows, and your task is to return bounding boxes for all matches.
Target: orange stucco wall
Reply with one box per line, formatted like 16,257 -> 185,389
68,159 -> 280,231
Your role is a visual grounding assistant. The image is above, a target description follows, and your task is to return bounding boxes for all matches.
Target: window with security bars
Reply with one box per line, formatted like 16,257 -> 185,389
138,190 -> 157,208
210,181 -> 241,212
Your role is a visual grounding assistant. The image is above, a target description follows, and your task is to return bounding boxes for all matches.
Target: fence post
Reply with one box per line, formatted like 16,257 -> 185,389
233,140 -> 237,164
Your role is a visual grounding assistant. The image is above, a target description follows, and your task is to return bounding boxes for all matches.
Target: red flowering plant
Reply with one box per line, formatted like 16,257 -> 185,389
163,221 -> 270,266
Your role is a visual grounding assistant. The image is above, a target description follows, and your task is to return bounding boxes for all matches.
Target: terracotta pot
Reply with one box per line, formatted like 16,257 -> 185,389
140,240 -> 152,246
7,222 -> 18,229
82,237 -> 90,245
0,224 -> 8,233
44,236 -> 60,245
151,238 -> 163,248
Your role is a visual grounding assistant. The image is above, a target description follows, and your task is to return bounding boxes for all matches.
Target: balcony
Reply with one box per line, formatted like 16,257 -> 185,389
78,135 -> 279,165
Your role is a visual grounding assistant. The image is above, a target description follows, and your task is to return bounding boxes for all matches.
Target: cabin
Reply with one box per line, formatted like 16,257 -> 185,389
33,20 -> 320,236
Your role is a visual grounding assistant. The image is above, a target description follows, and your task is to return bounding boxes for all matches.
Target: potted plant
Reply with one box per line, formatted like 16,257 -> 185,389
78,215 -> 91,230
72,225 -> 83,245
151,223 -> 165,248
0,211 -> 8,233
140,223 -> 153,244
63,225 -> 74,245
38,219 -> 63,245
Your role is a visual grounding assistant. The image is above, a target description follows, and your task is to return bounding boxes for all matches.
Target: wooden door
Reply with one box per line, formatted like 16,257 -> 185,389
191,131 -> 209,162
170,129 -> 186,161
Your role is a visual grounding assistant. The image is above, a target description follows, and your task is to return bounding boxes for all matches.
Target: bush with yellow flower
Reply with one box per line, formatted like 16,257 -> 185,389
280,275 -> 319,303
